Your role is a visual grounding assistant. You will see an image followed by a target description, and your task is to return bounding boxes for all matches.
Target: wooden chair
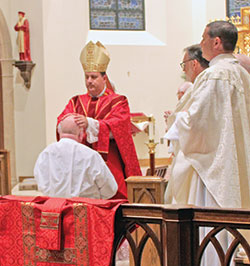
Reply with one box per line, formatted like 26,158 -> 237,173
0,150 -> 11,195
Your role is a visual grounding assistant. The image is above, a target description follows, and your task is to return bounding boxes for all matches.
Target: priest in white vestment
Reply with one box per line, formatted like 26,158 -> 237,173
164,44 -> 209,176
164,44 -> 209,131
165,21 -> 250,265
34,115 -> 118,199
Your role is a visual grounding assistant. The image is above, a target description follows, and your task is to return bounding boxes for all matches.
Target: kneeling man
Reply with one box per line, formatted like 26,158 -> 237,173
34,115 -> 118,199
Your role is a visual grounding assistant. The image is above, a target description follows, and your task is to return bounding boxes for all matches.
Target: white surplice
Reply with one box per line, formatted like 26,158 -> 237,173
165,54 -> 250,265
165,54 -> 250,209
34,138 -> 118,199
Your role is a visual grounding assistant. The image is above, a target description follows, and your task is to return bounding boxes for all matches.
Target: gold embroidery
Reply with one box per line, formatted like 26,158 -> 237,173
36,248 -> 77,264
103,99 -> 123,120
74,204 -> 89,266
40,212 -> 60,230
21,201 -> 89,265
70,98 -> 76,113
79,96 -> 88,117
80,41 -> 110,72
21,202 -> 36,266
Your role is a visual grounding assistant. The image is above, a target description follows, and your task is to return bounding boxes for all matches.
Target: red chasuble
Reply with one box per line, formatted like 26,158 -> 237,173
57,88 -> 142,199
0,195 -> 126,266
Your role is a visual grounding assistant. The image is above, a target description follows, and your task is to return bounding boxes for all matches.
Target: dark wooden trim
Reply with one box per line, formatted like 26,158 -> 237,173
113,204 -> 250,266
139,157 -> 172,167
226,0 -> 229,17
0,150 -> 11,195
0,64 -> 4,149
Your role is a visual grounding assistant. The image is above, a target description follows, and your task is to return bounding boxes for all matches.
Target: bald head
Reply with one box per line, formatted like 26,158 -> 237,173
234,54 -> 250,74
58,115 -> 83,141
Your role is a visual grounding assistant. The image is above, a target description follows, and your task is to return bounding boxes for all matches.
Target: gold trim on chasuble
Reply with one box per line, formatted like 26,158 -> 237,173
21,202 -> 36,266
70,98 -> 77,113
40,212 -> 60,230
73,203 -> 89,266
79,96 -> 88,117
103,97 -> 124,120
21,202 -> 89,265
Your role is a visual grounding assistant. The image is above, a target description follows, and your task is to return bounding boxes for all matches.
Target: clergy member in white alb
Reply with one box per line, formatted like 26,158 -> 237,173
165,20 -> 250,209
34,115 -> 118,199
165,20 -> 250,266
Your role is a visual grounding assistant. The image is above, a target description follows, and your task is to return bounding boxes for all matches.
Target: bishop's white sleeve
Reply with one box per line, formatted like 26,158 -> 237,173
90,153 -> 118,199
86,117 -> 114,143
86,117 -> 100,143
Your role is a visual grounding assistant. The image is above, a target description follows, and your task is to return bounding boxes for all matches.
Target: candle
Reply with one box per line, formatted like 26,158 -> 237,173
148,115 -> 154,141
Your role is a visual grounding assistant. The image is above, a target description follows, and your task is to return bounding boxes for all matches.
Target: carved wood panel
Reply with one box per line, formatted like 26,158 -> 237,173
125,176 -> 167,266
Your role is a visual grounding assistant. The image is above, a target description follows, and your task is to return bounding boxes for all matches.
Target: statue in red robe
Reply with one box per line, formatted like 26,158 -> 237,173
14,11 -> 31,61
57,41 -> 142,199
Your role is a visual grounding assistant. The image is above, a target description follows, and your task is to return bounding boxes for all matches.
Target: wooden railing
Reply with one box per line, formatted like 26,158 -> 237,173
0,149 -> 11,195
111,204 -> 250,266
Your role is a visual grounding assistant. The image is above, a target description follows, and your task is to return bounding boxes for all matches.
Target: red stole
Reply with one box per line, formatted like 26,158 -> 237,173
88,97 -> 98,118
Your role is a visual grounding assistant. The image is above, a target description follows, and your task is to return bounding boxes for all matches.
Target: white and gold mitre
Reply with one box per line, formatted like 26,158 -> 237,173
80,41 -> 110,72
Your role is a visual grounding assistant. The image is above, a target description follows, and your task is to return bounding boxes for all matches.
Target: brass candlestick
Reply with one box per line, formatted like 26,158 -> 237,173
145,140 -> 158,176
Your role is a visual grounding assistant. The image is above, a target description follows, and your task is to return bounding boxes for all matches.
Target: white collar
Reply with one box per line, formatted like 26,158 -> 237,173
89,86 -> 106,98
209,53 -> 236,67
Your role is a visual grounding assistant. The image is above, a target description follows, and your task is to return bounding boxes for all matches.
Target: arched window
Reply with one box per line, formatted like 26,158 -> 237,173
89,0 -> 145,30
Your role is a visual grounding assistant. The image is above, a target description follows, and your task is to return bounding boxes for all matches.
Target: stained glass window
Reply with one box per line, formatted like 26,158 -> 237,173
89,0 -> 145,30
227,0 -> 250,17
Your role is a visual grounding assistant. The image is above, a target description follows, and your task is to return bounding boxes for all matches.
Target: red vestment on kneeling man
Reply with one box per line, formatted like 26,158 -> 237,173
0,195 -> 126,266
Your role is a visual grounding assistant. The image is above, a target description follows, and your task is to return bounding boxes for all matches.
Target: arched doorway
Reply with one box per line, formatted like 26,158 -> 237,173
0,8 -> 17,186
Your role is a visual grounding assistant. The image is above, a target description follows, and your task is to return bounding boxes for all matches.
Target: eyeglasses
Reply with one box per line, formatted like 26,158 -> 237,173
180,58 -> 195,70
